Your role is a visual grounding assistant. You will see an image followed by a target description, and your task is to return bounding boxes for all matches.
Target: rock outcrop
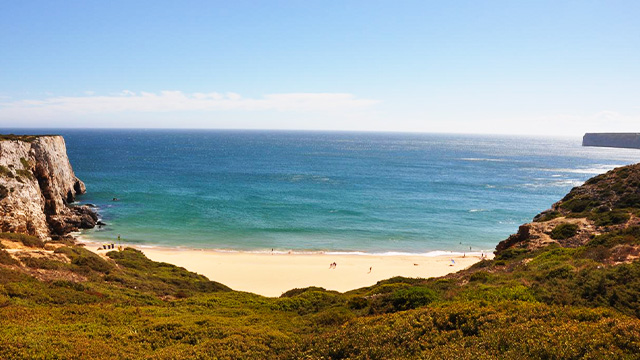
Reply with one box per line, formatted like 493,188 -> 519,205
495,163 -> 640,263
0,135 -> 97,239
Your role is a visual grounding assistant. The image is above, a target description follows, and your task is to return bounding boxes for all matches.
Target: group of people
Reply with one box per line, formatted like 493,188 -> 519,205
98,234 -> 123,251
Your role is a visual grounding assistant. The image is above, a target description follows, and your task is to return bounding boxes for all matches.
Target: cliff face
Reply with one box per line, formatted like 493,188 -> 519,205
583,133 -> 640,149
0,135 -> 96,239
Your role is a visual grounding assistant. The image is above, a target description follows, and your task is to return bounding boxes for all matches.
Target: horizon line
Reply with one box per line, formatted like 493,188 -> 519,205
0,127 -> 586,139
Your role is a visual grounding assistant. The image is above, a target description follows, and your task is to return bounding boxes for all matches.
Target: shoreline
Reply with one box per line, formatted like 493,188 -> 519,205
77,235 -> 492,297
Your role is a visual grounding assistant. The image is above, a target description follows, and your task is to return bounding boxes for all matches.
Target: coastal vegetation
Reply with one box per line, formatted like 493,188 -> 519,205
2,164 -> 640,358
0,134 -> 46,142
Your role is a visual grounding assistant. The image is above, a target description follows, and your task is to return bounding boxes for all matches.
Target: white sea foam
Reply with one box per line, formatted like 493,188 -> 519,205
75,234 -> 492,257
521,179 -> 584,188
459,158 -> 508,162
542,164 -> 624,175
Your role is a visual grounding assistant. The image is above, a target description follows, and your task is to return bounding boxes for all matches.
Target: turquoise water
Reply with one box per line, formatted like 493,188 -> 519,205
23,130 -> 640,253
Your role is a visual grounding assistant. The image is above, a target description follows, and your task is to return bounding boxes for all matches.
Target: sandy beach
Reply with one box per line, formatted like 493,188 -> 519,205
81,238 -> 490,297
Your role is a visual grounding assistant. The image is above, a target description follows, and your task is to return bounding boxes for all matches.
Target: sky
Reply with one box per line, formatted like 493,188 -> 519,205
0,0 -> 639,135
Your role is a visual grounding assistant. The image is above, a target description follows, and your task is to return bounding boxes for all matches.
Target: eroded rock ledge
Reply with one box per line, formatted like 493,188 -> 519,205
0,135 -> 97,239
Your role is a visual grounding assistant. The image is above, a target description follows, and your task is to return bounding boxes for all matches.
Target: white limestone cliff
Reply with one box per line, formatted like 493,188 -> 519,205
0,135 -> 96,240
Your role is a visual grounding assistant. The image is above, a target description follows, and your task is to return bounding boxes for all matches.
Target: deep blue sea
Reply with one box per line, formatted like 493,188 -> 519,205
17,130 -> 640,254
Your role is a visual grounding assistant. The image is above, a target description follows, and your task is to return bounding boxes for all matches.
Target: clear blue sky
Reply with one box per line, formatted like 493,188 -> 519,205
0,1 -> 638,135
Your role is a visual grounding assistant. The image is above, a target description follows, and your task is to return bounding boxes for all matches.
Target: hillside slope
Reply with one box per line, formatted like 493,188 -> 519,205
2,164 -> 640,358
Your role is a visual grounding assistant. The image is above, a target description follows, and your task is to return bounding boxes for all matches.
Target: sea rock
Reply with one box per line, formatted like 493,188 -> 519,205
0,135 -> 97,239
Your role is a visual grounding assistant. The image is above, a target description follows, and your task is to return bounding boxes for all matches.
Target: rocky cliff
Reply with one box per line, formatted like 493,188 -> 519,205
0,135 -> 97,239
496,163 -> 640,263
583,133 -> 640,149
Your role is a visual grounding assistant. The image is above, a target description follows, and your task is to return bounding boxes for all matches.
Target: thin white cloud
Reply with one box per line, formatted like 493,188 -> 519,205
485,111 -> 640,136
0,91 -> 378,119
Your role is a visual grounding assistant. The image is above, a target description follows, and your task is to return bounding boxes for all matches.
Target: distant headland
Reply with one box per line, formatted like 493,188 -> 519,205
583,132 -> 640,149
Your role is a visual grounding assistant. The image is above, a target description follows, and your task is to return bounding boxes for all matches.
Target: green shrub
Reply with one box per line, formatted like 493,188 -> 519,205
0,250 -> 18,265
281,286 -> 327,298
19,157 -> 30,169
15,169 -> 33,180
550,223 -> 579,240
347,296 -> 368,310
0,165 -> 13,178
51,280 -> 86,292
587,226 -> 640,248
616,193 -> 640,208
275,290 -> 343,315
545,264 -> 575,279
106,248 -> 230,296
312,307 -> 354,326
591,209 -> 630,226
469,271 -> 490,283
55,246 -> 114,273
0,134 -> 41,142
20,256 -> 68,270
366,283 -> 411,296
561,197 -> 594,213
0,232 -> 45,248
390,287 -> 438,311
584,173 -> 606,185
495,248 -> 529,261
535,210 -> 561,222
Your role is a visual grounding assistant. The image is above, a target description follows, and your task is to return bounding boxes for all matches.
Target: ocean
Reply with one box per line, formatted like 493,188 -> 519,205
22,130 -> 640,254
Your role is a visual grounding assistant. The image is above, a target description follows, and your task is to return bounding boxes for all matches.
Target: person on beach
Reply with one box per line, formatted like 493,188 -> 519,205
368,267 -> 372,274
450,258 -> 455,266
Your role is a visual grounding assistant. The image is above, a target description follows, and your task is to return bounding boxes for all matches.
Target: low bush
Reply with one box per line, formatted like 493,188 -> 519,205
19,157 -> 31,169
0,232 -> 45,248
591,209 -> 631,226
15,169 -> 33,180
0,165 -> 13,178
535,210 -> 561,222
20,256 -> 67,270
469,271 -> 490,283
550,223 -> 579,240
561,197 -> 594,213
389,287 -> 438,311
55,246 -> 114,273
495,248 -> 529,261
587,226 -> 640,248
0,250 -> 18,266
